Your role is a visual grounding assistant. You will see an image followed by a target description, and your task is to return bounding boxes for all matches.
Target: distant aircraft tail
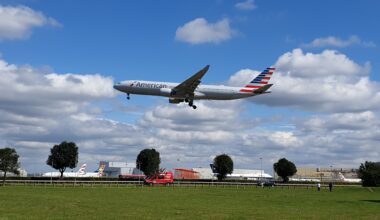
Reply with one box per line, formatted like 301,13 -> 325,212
338,172 -> 345,180
97,164 -> 106,177
77,164 -> 87,175
240,67 -> 275,93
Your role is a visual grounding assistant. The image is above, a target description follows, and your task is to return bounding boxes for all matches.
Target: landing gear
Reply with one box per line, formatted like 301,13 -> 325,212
188,100 -> 197,109
126,93 -> 130,100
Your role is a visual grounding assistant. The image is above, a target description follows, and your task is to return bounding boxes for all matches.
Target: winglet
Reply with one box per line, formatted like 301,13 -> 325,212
204,65 -> 210,70
200,65 -> 210,75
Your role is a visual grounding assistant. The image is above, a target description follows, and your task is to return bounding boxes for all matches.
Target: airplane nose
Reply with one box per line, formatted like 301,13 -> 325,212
113,84 -> 121,91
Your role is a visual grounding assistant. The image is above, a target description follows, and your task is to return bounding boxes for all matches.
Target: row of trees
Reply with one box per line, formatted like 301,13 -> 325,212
134,149 -> 380,186
1,144 -> 380,186
0,141 -> 78,185
135,149 -> 296,182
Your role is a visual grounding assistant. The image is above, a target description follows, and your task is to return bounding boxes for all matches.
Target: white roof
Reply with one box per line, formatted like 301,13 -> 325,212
191,167 -> 272,179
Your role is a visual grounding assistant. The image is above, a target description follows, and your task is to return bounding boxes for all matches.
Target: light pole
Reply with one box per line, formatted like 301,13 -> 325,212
260,157 -> 263,181
138,161 -> 141,185
50,162 -> 53,185
330,165 -> 333,182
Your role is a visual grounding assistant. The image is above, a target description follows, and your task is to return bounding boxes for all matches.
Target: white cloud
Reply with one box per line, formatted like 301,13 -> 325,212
275,49 -> 370,78
268,131 -> 301,148
0,5 -> 60,40
234,49 -> 380,113
0,57 -> 121,171
302,111 -> 376,132
175,18 -> 235,44
302,35 -> 376,48
235,0 -> 257,11
227,69 -> 260,86
1,50 -> 379,174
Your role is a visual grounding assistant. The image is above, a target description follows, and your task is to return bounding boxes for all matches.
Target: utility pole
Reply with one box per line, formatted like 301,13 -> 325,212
138,161 -> 141,186
260,157 -> 263,181
50,161 -> 53,185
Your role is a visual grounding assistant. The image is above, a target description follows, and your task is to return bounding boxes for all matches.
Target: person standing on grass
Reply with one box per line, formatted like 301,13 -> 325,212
328,182 -> 333,192
317,183 -> 321,191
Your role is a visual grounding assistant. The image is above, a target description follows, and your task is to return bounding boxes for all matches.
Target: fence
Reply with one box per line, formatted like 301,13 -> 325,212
2,180 -> 360,189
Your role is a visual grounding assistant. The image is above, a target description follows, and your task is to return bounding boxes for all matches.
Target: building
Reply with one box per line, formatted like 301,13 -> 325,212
0,168 -> 27,177
174,168 -> 200,179
292,167 -> 359,182
99,161 -> 141,177
177,167 -> 272,180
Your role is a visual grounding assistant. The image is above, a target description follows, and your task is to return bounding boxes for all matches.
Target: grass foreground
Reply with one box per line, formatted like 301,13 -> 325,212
0,185 -> 379,219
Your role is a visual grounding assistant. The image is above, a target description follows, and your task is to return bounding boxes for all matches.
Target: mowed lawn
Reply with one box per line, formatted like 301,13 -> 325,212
0,185 -> 379,219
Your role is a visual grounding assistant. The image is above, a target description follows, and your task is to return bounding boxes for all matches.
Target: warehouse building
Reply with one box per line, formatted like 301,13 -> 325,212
175,167 -> 272,180
291,167 -> 358,182
99,161 -> 141,177
0,168 -> 27,177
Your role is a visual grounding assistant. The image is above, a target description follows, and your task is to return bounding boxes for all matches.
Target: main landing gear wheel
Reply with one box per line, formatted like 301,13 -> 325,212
126,93 -> 130,100
188,100 -> 197,109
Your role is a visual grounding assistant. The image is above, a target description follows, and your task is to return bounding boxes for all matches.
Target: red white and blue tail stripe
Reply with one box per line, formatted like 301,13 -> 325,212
240,67 -> 275,93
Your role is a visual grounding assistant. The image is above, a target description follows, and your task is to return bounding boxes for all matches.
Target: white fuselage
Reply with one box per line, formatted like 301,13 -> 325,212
113,80 -> 256,100
338,173 -> 361,183
42,172 -> 100,178
340,178 -> 361,183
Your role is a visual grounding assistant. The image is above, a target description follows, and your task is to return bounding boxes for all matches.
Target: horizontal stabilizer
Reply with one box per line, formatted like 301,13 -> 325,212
253,84 -> 273,94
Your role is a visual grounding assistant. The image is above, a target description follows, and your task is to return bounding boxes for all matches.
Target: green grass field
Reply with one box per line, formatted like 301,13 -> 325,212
0,186 -> 379,219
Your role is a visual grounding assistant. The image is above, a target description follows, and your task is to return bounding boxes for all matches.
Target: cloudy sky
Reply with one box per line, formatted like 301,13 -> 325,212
0,1 -> 379,174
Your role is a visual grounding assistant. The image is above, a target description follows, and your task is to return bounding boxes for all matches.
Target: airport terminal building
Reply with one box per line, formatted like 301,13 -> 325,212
291,167 -> 359,182
99,161 -> 141,177
175,167 -> 272,180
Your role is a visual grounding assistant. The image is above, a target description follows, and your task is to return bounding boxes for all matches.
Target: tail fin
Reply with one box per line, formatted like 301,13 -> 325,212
240,67 -> 275,93
77,164 -> 87,175
338,172 -> 345,180
97,164 -> 106,177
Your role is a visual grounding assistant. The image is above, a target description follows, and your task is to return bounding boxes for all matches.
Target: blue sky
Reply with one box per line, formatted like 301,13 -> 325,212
0,0 -> 379,174
3,1 -> 379,80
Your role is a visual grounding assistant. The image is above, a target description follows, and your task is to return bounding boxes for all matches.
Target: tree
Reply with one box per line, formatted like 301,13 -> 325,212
358,161 -> 380,187
136,148 -> 160,177
273,158 -> 297,182
213,154 -> 234,181
46,141 -> 78,179
0,147 -> 20,186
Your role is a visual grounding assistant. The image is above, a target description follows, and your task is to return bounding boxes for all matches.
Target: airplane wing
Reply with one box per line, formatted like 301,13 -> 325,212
171,65 -> 209,97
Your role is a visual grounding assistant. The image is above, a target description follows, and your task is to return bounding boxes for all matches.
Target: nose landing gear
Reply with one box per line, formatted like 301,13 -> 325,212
126,93 -> 130,100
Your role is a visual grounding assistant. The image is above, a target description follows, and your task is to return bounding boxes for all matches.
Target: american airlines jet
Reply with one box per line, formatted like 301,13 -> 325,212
113,65 -> 275,109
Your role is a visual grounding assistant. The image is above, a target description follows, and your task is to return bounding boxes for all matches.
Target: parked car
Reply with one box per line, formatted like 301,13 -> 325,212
257,179 -> 276,187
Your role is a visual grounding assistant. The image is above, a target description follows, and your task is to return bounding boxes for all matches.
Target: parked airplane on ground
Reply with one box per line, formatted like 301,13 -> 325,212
338,172 -> 361,183
113,65 -> 275,109
42,164 -> 105,178
289,177 -> 321,182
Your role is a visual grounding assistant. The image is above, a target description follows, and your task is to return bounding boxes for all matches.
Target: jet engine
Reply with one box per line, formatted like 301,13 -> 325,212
169,98 -> 184,104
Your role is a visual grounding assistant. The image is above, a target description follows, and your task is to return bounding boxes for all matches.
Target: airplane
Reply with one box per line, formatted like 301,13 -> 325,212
113,65 -> 275,109
226,173 -> 272,180
289,177 -> 321,182
337,172 -> 361,183
42,164 -> 105,178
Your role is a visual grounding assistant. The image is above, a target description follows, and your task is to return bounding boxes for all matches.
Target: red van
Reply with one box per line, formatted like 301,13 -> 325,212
144,172 -> 174,186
